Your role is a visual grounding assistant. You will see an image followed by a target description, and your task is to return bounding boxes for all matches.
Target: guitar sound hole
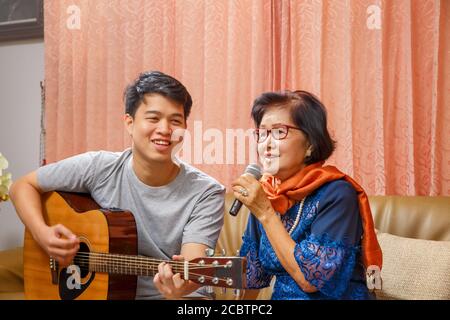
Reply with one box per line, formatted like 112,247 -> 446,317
73,242 -> 90,278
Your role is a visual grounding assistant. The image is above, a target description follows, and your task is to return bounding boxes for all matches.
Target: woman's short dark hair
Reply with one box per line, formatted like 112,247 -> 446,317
124,71 -> 192,119
251,90 -> 336,165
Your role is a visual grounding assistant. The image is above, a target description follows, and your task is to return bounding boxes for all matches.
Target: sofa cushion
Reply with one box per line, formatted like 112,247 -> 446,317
0,247 -> 24,295
375,231 -> 450,300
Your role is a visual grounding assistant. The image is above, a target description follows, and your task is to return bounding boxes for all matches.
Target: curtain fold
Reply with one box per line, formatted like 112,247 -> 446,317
44,0 -> 449,195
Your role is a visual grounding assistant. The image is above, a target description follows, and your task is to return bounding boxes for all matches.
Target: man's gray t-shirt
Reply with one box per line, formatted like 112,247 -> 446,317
36,149 -> 225,299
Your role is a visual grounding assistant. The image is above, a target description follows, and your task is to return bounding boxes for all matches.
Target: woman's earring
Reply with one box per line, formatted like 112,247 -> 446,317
305,148 -> 312,157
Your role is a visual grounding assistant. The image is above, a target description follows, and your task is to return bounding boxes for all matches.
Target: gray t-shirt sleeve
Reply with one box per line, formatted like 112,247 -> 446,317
36,152 -> 99,193
182,185 -> 225,249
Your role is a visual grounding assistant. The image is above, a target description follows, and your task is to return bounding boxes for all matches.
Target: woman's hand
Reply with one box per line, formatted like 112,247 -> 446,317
153,255 -> 189,299
35,224 -> 80,267
231,174 -> 276,222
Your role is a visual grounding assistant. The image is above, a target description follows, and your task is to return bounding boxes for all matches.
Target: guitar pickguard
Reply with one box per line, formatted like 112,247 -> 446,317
58,241 -> 96,300
58,266 -> 96,300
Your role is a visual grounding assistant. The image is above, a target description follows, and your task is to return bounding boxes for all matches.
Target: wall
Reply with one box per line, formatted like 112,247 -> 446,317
0,39 -> 44,250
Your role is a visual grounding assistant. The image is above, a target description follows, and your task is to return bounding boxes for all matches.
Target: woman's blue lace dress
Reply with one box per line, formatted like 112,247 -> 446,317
239,179 -> 375,300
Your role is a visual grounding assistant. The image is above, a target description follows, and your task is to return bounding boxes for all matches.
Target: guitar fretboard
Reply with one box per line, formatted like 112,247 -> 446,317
74,252 -> 186,277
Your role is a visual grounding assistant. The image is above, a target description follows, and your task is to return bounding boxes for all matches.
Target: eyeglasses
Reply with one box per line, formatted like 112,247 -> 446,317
253,125 -> 303,143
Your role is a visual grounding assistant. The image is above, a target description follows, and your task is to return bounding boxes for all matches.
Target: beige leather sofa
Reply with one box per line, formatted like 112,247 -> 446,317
1,195 -> 449,300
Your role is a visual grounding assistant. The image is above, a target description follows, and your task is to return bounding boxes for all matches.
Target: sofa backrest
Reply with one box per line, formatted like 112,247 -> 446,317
216,193 -> 251,258
370,196 -> 450,241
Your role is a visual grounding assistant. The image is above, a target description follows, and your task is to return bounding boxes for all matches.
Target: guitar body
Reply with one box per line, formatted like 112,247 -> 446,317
24,191 -> 138,300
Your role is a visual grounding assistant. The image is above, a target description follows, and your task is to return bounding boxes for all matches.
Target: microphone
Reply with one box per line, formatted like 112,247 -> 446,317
229,164 -> 262,216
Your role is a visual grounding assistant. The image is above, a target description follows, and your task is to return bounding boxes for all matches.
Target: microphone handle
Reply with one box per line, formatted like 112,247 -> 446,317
229,199 -> 243,216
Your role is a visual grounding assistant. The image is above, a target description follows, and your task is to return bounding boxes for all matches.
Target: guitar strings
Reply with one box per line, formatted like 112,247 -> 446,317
70,253 -> 240,283
76,254 -> 229,267
74,252 -> 237,269
73,256 -> 229,271
70,252 -> 243,284
65,256 -> 233,283
72,256 -> 232,273
75,251 -> 225,265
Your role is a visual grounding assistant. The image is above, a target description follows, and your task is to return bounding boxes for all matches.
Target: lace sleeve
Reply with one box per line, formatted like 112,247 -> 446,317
294,233 -> 359,298
239,215 -> 273,289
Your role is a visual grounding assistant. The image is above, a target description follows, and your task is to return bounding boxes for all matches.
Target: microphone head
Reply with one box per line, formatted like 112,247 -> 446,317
244,164 -> 262,180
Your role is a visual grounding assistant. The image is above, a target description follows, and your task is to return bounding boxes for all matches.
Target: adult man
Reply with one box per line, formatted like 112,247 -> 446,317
10,71 -> 225,299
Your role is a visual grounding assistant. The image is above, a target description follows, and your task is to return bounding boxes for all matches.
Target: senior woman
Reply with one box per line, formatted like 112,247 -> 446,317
232,90 -> 382,300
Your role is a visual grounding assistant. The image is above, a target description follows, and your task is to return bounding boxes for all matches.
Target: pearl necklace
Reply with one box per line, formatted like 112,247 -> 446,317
278,197 -> 306,236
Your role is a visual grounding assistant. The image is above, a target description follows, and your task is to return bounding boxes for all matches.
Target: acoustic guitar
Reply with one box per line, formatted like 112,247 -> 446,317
23,191 -> 246,300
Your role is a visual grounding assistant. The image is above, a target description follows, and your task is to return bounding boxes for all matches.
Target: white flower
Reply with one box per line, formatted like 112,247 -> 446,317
0,153 -> 12,202
0,152 -> 8,176
0,172 -> 12,194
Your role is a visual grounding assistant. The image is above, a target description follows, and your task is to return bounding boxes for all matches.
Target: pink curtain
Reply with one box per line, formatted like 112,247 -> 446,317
44,0 -> 449,196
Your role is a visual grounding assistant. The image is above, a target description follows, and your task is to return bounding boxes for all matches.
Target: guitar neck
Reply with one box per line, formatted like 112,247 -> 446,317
74,252 -> 185,277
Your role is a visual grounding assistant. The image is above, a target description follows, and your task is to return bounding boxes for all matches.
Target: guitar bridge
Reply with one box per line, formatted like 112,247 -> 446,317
49,257 -> 59,284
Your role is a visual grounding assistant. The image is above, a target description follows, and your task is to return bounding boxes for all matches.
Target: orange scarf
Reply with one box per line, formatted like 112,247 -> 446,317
260,162 -> 382,270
